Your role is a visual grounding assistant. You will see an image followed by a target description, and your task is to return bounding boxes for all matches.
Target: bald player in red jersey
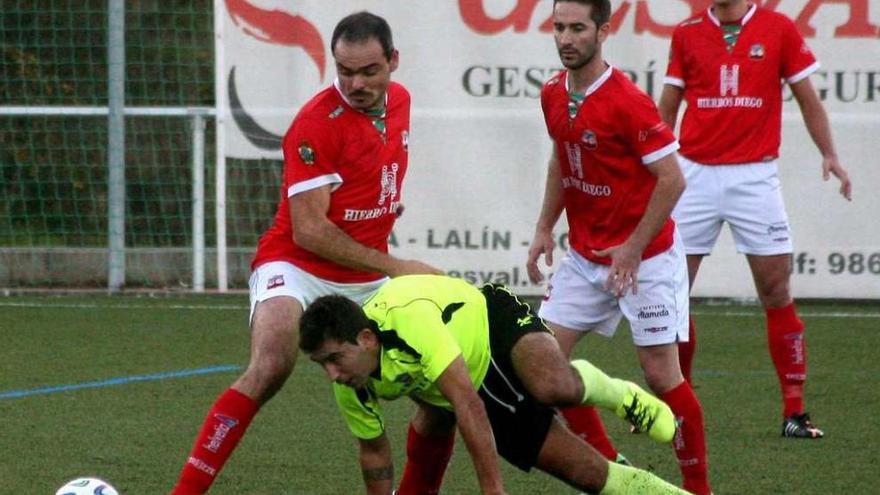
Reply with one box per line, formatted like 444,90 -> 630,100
659,0 -> 851,440
170,12 -> 442,494
526,1 -> 712,493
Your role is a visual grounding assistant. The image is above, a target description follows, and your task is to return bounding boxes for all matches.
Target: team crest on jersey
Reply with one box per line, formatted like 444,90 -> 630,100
581,130 -> 598,150
749,44 -> 765,60
401,130 -> 409,151
298,142 -> 315,165
266,274 -> 285,290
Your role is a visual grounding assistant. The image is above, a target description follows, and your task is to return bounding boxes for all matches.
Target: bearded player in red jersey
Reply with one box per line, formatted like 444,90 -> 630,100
170,12 -> 445,494
526,1 -> 713,493
659,0 -> 852,440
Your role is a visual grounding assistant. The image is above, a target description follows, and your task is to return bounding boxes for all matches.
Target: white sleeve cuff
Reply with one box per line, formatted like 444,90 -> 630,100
288,173 -> 343,197
642,141 -> 680,165
786,61 -> 820,84
664,76 -> 685,88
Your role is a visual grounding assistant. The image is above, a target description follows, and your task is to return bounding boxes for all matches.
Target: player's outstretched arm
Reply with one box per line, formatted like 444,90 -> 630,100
436,357 -> 507,495
527,147 -> 565,284
790,77 -> 852,201
658,84 -> 684,131
358,434 -> 395,495
290,184 -> 443,276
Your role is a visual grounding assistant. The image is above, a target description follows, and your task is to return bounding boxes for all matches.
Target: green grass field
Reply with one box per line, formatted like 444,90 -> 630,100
1,294 -> 877,494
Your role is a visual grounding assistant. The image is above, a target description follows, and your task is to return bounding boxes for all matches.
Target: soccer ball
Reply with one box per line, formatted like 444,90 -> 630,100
55,477 -> 119,495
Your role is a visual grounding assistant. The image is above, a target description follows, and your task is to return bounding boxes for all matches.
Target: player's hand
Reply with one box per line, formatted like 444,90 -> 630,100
387,259 -> 443,278
822,156 -> 852,201
526,230 -> 556,284
592,242 -> 641,297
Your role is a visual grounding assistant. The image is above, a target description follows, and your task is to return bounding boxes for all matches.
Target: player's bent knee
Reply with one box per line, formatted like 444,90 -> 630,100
256,352 -> 296,380
529,375 -> 582,406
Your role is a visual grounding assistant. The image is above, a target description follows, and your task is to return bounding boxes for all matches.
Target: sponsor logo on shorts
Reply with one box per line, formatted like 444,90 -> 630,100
767,222 -> 790,242
516,315 -> 534,327
637,304 -> 669,320
188,456 -> 217,476
267,274 -> 285,290
643,326 -> 668,333
203,414 -> 239,453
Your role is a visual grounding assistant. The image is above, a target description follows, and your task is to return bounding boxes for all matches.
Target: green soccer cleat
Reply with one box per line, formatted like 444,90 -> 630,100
615,381 -> 676,443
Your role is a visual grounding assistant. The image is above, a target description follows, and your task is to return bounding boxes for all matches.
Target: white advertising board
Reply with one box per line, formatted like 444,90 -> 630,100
218,0 -> 880,298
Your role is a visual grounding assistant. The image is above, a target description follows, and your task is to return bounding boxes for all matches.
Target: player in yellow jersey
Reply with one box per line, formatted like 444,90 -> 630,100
300,275 -> 688,495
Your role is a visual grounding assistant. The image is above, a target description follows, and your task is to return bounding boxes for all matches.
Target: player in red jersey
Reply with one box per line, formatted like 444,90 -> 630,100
526,2 -> 712,494
659,0 -> 851,440
170,12 -> 442,494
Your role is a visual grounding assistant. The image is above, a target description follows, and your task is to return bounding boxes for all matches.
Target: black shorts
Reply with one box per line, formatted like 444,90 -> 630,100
477,284 -> 556,471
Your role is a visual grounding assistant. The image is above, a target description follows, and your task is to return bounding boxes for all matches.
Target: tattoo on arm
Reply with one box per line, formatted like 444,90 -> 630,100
362,465 -> 393,482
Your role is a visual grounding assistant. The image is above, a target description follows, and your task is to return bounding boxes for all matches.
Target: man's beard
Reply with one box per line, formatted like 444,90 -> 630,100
562,49 -> 595,70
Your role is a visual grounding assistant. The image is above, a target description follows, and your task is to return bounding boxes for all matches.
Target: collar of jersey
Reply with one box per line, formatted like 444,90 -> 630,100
333,77 -> 388,117
707,3 -> 756,28
565,64 -> 613,100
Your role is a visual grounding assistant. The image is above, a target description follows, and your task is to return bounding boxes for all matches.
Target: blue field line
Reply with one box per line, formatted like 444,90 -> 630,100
0,365 -> 242,400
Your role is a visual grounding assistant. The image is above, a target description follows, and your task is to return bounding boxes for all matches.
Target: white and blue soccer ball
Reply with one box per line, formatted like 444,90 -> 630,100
55,477 -> 119,495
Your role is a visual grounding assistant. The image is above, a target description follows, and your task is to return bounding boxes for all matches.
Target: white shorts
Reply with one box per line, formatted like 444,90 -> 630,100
537,232 -> 689,347
673,156 -> 793,256
248,261 -> 387,325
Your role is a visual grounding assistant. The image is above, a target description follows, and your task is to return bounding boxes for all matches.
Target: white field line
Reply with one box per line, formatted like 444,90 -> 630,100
0,301 -> 246,310
0,301 -> 878,319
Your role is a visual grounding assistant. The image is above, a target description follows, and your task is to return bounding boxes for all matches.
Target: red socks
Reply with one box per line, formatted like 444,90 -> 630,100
397,424 -> 456,495
172,388 -> 260,495
662,381 -> 711,495
560,406 -> 618,460
766,303 -> 807,417
678,316 -> 697,384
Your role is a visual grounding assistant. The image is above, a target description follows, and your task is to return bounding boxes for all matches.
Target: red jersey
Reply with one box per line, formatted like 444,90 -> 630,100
541,67 -> 679,265
665,5 -> 818,164
251,82 -> 410,283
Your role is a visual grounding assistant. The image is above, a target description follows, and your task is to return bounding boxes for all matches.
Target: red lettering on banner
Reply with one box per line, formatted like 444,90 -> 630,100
536,1 -> 635,34
785,0 -> 879,37
460,0 -> 876,38
459,0 -> 542,34
225,0 -> 326,79
634,0 -> 709,37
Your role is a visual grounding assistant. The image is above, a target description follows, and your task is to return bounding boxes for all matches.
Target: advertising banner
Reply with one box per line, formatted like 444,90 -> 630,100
218,0 -> 879,298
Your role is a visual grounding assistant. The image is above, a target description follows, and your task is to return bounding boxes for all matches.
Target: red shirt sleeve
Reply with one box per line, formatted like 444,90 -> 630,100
281,115 -> 343,194
780,15 -> 818,83
625,92 -> 678,164
665,27 -> 686,88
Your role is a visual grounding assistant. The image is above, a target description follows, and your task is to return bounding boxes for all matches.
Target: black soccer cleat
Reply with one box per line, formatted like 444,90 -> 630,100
782,412 -> 824,439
